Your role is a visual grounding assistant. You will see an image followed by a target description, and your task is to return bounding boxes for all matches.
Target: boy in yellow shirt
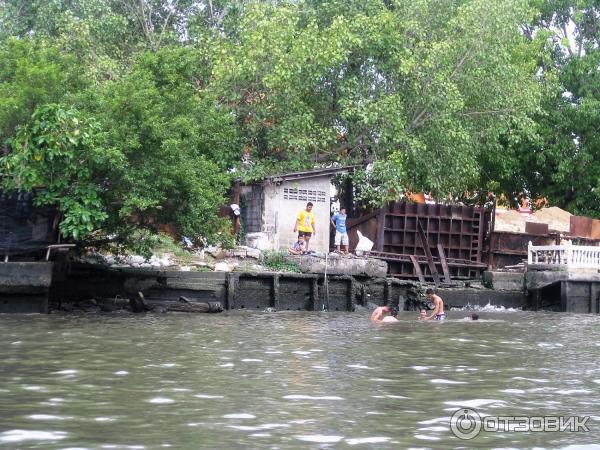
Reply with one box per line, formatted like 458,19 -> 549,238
293,202 -> 316,252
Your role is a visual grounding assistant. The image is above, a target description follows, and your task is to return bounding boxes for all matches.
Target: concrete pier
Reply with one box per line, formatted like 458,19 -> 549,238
0,262 -> 53,313
526,265 -> 600,313
483,271 -> 525,291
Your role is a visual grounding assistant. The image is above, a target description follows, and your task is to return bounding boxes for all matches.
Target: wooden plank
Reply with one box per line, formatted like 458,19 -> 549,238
226,273 -> 236,310
417,221 -> 441,286
409,255 -> 426,283
436,244 -> 452,283
384,279 -> 391,305
311,277 -> 319,311
369,250 -> 488,267
560,281 -> 568,312
272,275 -> 279,309
347,278 -> 355,312
376,208 -> 386,251
360,284 -> 368,306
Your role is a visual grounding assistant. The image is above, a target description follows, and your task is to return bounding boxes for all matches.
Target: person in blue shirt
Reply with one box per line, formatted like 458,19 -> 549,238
330,207 -> 349,254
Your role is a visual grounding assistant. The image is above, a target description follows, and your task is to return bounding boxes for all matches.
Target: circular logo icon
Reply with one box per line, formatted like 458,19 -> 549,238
450,408 -> 482,440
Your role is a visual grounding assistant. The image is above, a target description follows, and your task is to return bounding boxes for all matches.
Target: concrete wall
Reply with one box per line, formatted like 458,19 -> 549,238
483,271 -> 525,291
240,185 -> 263,233
0,262 -> 53,313
525,268 -> 600,313
437,288 -> 527,309
560,281 -> 600,313
53,264 -> 538,313
262,176 -> 332,253
52,265 -> 359,312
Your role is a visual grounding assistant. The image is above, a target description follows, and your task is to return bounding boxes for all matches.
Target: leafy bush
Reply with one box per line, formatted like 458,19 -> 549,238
260,250 -> 301,273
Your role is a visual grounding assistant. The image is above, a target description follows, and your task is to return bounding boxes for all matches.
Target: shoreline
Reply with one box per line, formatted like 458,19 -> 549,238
45,261 -> 527,315
0,256 -> 542,315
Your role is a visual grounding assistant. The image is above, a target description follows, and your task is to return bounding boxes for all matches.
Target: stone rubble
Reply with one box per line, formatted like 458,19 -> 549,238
79,252 -> 174,268
214,261 -> 236,272
77,245 -> 387,276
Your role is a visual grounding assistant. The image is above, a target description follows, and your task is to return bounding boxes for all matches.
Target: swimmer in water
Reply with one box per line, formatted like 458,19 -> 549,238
417,308 -> 427,320
461,312 -> 480,321
422,288 -> 445,321
370,306 -> 399,323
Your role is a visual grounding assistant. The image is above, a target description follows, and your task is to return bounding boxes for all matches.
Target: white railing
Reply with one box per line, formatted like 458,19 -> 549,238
528,241 -> 600,269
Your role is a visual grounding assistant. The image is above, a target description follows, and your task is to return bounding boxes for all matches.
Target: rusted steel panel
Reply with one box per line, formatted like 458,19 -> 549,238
348,201 -> 489,279
347,215 -> 378,252
488,231 -> 556,269
370,251 -> 487,267
592,219 -> 600,240
409,255 -> 426,282
525,222 -> 549,235
437,244 -> 451,283
570,215 -> 593,238
376,208 -> 386,251
417,221 -> 441,286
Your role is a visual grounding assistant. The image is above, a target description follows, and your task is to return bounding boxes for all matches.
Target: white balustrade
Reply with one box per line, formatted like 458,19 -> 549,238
527,241 -> 600,269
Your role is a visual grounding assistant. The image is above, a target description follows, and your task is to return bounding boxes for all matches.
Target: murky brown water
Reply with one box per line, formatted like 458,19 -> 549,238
1,308 -> 599,449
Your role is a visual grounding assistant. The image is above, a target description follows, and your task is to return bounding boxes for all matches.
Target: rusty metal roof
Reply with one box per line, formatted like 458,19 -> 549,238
258,165 -> 359,183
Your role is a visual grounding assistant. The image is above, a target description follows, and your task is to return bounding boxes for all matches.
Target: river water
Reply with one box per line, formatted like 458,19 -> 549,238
1,309 -> 599,449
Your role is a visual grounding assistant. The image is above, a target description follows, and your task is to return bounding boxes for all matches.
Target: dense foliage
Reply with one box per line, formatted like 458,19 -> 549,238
0,0 -> 598,251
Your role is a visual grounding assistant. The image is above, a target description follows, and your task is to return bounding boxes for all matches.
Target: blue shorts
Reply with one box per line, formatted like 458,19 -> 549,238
435,313 -> 446,321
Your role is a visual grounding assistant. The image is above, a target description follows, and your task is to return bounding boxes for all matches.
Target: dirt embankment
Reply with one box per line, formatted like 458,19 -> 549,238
494,206 -> 571,233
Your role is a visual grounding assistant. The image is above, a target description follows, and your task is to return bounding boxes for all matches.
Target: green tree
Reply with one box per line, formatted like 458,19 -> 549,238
1,47 -> 241,251
2,0 -> 573,248
209,0 -> 543,204
488,1 -> 600,216
91,46 -> 239,248
1,105 -> 111,240
0,38 -> 86,144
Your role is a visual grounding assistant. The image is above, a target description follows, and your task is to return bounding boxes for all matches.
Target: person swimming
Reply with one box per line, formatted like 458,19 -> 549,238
422,288 -> 445,321
417,308 -> 427,320
370,305 -> 399,323
460,313 -> 480,321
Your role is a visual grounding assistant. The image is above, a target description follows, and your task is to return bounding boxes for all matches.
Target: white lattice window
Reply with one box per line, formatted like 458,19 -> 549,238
284,188 -> 326,202
284,188 -> 298,200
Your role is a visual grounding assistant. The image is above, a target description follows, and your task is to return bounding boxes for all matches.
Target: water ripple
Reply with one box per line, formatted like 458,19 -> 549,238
283,395 -> 344,401
0,310 -> 598,448
346,437 -> 391,445
223,413 -> 255,419
0,430 -> 67,443
294,434 -> 344,443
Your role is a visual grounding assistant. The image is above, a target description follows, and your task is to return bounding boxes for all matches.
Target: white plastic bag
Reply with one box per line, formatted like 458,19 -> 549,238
355,230 -> 374,256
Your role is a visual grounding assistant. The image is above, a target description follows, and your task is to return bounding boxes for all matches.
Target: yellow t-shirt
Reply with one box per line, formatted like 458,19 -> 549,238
297,210 -> 316,232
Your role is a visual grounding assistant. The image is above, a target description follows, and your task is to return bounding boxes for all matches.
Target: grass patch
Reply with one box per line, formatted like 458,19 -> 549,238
151,233 -> 195,265
260,250 -> 301,273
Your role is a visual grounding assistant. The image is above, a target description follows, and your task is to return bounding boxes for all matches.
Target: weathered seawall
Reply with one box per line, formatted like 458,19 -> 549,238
0,262 -> 53,313
48,263 -> 528,313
